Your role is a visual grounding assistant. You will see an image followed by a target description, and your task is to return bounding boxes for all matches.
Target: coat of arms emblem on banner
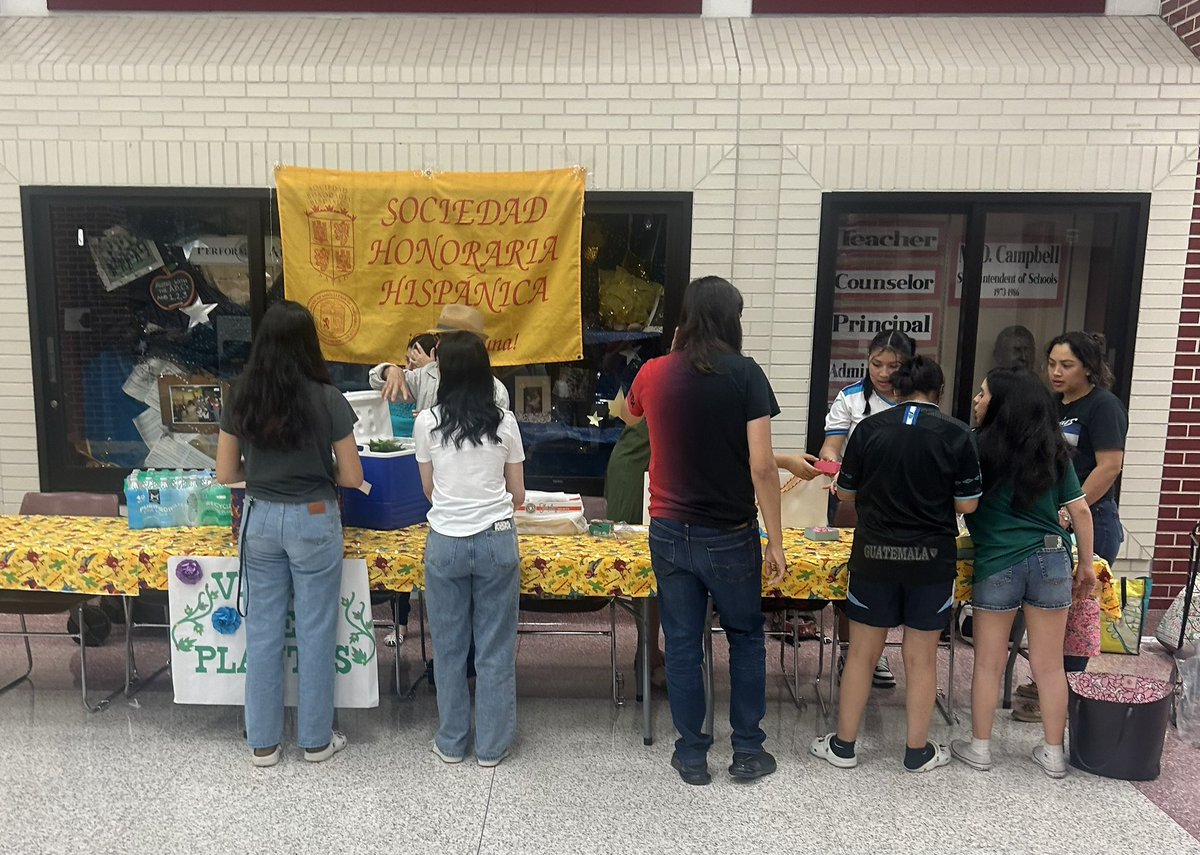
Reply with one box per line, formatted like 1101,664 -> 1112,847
306,185 -> 356,282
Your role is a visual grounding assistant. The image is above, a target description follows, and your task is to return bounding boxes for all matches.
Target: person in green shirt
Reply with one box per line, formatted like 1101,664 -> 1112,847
952,367 -> 1095,779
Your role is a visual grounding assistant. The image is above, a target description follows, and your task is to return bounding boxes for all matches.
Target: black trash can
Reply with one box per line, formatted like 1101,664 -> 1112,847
1067,672 -> 1172,781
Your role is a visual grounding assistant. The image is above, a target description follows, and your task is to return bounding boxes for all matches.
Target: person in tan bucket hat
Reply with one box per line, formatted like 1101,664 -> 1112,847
369,305 -> 509,412
426,304 -> 488,340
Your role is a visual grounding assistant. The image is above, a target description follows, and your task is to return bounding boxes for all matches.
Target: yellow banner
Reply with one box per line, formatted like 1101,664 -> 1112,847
275,166 -> 584,367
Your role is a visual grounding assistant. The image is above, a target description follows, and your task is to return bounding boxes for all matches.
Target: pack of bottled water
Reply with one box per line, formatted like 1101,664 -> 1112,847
124,468 -> 233,530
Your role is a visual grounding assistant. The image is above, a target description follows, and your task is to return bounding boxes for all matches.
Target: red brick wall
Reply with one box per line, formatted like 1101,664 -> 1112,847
1164,0 -> 1200,54
1154,0 -> 1200,608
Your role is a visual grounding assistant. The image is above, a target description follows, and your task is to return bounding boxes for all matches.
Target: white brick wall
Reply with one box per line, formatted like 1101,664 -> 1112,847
0,14 -> 1197,556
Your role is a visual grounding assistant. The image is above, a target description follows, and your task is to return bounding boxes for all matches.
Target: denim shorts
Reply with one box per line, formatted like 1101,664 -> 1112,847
972,547 -> 1072,612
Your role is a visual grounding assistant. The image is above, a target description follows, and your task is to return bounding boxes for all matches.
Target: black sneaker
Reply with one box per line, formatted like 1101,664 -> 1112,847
670,751 -> 711,786
728,750 -> 777,780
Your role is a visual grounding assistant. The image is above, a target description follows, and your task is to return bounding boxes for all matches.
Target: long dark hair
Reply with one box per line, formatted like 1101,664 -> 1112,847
673,276 -> 743,373
228,300 -> 332,450
1046,331 -> 1114,389
862,329 -> 917,416
977,367 -> 1073,511
432,331 -> 502,449
890,355 -> 942,400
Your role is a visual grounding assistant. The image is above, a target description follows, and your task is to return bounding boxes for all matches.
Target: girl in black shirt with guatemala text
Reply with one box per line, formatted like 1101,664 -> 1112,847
811,356 -> 981,774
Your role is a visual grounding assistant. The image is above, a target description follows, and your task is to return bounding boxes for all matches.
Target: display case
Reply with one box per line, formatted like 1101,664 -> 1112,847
511,192 -> 691,497
24,187 -> 691,497
23,188 -> 274,494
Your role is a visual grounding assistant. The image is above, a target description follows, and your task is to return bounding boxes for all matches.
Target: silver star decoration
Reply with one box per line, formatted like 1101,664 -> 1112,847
586,411 -> 603,427
619,346 -> 640,364
180,298 -> 217,329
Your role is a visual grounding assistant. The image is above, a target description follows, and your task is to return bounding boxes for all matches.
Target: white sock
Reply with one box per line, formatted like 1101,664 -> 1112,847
1042,742 -> 1064,760
972,737 -> 991,755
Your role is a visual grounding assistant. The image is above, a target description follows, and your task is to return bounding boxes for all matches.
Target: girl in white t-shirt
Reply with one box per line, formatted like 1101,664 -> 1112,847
413,330 -> 526,768
819,329 -> 916,689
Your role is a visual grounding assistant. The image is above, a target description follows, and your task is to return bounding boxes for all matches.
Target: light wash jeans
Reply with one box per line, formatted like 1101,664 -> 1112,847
241,498 -> 343,750
424,522 -> 520,763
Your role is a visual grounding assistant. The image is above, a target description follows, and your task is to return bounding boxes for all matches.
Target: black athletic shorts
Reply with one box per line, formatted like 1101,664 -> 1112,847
845,574 -> 954,632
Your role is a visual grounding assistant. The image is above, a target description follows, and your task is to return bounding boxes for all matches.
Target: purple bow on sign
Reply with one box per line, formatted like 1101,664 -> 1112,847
175,559 -> 203,585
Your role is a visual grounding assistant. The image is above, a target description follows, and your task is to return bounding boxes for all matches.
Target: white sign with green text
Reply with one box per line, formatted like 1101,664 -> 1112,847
167,556 -> 379,708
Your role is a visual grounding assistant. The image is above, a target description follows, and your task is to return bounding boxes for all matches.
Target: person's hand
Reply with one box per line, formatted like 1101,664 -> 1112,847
828,480 -> 840,497
1073,559 -> 1097,602
782,453 -> 821,482
1058,508 -> 1072,531
765,541 -> 787,587
406,342 -> 433,370
381,365 -> 410,403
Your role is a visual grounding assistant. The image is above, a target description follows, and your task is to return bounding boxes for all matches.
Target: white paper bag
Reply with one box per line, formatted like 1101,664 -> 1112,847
168,556 -> 379,708
769,471 -> 831,530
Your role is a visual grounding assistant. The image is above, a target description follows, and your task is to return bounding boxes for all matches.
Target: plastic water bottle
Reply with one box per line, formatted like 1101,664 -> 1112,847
125,470 -> 144,529
169,469 -> 191,527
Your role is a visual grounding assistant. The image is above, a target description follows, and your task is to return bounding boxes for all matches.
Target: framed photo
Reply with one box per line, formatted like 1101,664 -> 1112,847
157,374 -> 226,434
89,225 -> 164,292
515,376 -> 552,424
554,366 -> 591,402
645,293 -> 665,333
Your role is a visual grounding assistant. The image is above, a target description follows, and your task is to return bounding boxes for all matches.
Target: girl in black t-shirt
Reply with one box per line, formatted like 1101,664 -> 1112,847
1046,332 -> 1127,566
811,357 -> 981,774
216,301 -> 363,768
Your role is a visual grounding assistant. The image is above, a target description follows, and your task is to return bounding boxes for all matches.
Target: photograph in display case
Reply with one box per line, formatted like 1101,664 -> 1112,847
89,225 -> 165,291
157,374 -> 225,434
515,376 -> 552,424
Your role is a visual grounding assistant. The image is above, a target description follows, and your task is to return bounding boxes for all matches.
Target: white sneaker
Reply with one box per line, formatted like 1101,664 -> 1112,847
303,731 -> 347,763
251,744 -> 280,768
1031,744 -> 1068,779
873,655 -> 896,688
431,740 -> 464,764
478,747 -> 511,768
950,739 -> 992,771
810,732 -> 858,769
383,628 -> 405,648
906,743 -> 952,773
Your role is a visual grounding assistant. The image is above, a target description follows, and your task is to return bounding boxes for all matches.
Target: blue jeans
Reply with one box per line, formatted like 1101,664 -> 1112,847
241,498 -> 344,750
1091,498 -> 1123,566
424,523 -> 520,762
1065,498 -> 1123,672
649,518 -> 766,767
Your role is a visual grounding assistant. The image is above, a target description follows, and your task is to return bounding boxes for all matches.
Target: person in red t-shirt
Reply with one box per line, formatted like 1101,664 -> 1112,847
626,275 -> 788,786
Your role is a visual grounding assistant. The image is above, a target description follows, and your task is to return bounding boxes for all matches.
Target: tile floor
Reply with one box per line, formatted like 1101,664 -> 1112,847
0,604 -> 1198,855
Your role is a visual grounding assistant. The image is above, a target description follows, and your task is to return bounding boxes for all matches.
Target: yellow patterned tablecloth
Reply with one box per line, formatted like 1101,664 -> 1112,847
0,516 -> 1119,617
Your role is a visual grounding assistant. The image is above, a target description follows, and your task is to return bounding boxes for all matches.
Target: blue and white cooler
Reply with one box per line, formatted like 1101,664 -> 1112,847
340,391 -> 431,531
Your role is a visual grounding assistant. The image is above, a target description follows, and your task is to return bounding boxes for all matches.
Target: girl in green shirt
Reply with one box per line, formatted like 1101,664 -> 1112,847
953,368 -> 1095,779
